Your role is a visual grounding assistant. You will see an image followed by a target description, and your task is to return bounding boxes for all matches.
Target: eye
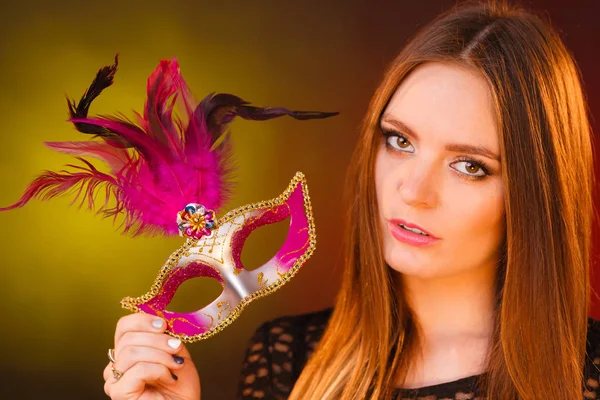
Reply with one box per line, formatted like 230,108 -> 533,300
382,130 -> 415,153
451,158 -> 489,179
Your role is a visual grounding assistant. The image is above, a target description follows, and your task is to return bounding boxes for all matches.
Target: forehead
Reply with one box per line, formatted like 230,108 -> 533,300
382,62 -> 498,151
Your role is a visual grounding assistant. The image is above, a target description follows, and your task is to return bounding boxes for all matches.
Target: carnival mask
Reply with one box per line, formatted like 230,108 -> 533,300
120,172 -> 315,341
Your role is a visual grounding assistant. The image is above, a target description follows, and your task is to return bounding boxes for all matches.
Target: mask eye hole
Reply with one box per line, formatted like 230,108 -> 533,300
166,276 -> 223,314
241,216 -> 291,272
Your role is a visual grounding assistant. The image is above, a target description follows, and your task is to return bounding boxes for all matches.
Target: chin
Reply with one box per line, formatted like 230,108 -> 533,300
386,261 -> 441,279
384,249 -> 455,280
386,245 -> 423,267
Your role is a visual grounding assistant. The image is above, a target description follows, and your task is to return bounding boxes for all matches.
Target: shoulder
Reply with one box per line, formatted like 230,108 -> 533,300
249,307 -> 334,358
258,307 -> 334,338
237,308 -> 333,399
586,316 -> 600,362
584,316 -> 600,395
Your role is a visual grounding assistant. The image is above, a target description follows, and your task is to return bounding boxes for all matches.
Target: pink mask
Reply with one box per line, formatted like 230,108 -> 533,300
120,172 -> 315,342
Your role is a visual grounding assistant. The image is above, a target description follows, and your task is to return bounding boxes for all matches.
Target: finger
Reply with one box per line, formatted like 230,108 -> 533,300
103,363 -> 124,398
103,362 -> 112,382
110,362 -> 178,399
103,364 -> 112,397
104,379 -> 111,398
115,313 -> 167,344
113,345 -> 186,376
115,332 -> 184,361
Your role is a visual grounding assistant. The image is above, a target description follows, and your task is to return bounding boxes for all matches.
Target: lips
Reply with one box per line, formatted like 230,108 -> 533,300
387,220 -> 440,247
389,218 -> 438,239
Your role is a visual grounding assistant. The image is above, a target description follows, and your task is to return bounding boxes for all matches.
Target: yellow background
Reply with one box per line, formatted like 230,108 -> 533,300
0,1 -> 597,399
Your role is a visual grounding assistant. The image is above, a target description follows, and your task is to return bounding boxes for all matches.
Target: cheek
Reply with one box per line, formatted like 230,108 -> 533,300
445,181 -> 505,249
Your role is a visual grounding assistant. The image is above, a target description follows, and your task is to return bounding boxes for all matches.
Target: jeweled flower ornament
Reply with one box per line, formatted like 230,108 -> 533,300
177,204 -> 217,240
0,54 -> 337,342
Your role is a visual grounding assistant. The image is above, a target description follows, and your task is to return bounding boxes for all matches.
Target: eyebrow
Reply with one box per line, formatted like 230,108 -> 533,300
380,116 -> 501,162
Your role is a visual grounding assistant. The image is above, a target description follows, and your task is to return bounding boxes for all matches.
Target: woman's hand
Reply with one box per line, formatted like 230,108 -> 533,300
104,313 -> 201,400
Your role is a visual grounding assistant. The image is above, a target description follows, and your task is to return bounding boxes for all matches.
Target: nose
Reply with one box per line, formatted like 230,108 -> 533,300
398,157 -> 440,208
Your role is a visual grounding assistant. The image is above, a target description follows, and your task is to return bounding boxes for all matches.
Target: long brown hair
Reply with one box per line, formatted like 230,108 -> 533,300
288,1 -> 595,399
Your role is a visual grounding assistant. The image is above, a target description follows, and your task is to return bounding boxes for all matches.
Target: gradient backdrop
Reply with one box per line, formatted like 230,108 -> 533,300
0,1 -> 598,399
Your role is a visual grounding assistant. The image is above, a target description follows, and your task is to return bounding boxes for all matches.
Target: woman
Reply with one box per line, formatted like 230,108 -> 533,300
103,1 -> 600,399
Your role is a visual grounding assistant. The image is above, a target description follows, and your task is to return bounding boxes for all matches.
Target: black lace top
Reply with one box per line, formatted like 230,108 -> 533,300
236,308 -> 600,399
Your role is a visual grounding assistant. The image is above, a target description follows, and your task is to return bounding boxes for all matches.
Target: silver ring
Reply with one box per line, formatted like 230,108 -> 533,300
108,348 -> 117,363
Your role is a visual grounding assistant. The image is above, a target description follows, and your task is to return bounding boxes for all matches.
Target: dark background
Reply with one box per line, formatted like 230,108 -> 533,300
0,1 -> 598,399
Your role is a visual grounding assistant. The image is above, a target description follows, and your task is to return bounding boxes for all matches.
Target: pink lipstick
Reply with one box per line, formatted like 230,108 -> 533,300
387,219 -> 440,247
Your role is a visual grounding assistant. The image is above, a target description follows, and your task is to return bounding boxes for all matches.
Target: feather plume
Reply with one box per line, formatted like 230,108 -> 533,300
1,55 -> 338,236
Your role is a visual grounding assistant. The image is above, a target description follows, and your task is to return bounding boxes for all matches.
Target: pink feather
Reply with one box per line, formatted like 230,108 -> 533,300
0,158 -> 118,213
1,55 -> 338,237
44,141 -> 130,175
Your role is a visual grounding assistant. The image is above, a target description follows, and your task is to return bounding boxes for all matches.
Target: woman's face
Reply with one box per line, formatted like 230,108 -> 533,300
375,62 -> 505,280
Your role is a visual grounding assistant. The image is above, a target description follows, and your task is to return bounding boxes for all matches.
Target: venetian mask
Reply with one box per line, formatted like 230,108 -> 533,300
120,172 -> 315,342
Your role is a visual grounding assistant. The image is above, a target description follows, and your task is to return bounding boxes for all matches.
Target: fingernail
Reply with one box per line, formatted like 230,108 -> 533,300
152,319 -> 164,329
171,372 -> 179,381
173,355 -> 184,364
168,338 -> 181,349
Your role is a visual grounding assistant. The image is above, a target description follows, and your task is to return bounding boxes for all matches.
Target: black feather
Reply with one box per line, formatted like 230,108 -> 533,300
65,54 -> 143,148
66,54 -> 119,136
196,93 -> 339,146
